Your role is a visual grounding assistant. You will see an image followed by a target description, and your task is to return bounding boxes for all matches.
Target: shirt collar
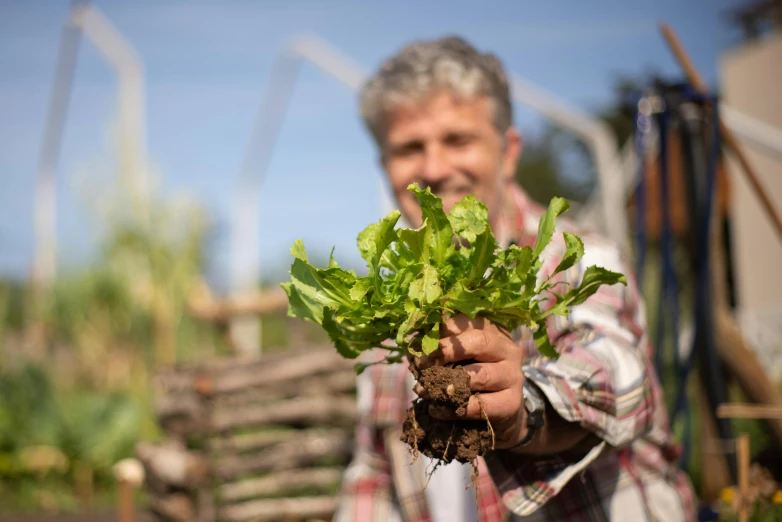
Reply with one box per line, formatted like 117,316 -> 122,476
493,183 -> 536,249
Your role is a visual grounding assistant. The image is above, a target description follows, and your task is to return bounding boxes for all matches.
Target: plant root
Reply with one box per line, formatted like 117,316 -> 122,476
423,459 -> 442,490
476,392 -> 495,451
409,400 -> 421,464
442,423 -> 455,463
468,458 -> 480,491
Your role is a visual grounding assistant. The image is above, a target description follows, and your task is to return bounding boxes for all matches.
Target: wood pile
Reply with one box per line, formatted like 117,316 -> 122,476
135,345 -> 359,522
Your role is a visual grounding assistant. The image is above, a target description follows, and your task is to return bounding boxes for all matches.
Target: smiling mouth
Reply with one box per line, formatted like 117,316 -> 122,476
436,189 -> 474,206
432,186 -> 472,199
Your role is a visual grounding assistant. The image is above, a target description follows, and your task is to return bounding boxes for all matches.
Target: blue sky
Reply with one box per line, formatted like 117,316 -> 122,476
0,0 -> 745,290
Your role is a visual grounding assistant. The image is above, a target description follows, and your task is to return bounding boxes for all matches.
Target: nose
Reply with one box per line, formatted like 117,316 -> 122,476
420,143 -> 450,187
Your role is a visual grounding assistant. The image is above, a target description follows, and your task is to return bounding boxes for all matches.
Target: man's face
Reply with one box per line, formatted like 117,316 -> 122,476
381,91 -> 521,228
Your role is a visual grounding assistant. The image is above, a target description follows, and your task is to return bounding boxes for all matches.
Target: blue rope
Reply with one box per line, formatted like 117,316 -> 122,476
672,96 -> 721,468
653,108 -> 678,383
635,86 -> 722,474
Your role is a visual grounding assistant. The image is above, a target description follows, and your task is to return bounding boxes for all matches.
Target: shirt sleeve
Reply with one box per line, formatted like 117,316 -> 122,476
484,232 -> 656,516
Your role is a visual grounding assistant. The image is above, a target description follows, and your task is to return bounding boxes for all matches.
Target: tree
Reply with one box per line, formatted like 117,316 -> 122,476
515,124 -> 595,206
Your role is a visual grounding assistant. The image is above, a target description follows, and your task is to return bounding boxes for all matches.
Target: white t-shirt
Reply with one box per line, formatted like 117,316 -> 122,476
423,455 -> 478,522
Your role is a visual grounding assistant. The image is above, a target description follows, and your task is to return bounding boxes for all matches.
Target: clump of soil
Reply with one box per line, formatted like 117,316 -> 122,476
401,363 -> 495,466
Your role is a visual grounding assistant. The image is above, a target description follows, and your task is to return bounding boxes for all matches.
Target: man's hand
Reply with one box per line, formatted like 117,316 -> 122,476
412,314 -> 528,450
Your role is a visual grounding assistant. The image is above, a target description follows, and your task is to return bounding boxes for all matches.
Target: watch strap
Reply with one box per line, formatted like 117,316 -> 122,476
507,379 -> 545,451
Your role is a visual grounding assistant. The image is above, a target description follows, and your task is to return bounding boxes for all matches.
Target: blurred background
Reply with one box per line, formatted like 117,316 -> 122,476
1,0 -> 781,520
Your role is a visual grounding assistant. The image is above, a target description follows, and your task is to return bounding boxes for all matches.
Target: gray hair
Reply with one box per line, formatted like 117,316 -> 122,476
359,36 -> 513,145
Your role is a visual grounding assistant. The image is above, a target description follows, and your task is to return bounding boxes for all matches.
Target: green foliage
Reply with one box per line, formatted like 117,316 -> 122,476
719,501 -> 782,522
0,155 -> 228,512
0,364 -> 147,513
0,365 -> 55,455
282,184 -> 626,370
515,125 -> 595,206
520,125 -> 605,210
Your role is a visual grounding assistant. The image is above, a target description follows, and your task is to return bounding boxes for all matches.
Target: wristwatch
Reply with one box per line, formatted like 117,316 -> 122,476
507,379 -> 546,451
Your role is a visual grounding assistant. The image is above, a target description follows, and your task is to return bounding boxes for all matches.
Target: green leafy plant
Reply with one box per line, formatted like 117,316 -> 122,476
282,183 -> 626,370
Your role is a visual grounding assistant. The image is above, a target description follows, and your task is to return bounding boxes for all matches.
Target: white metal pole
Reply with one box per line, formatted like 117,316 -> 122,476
229,35 -> 376,356
33,2 -> 84,288
230,49 -> 304,356
71,3 -> 149,225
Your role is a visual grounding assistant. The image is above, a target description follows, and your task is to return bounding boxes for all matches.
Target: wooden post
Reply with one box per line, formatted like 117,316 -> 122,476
698,384 -> 733,502
118,479 -> 135,522
113,458 -> 144,522
717,403 -> 782,521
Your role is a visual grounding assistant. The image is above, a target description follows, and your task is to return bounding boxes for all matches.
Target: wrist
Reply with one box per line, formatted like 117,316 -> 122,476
504,379 -> 545,453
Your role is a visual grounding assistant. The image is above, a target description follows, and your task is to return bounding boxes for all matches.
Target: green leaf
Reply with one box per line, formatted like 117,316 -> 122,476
396,309 -> 425,347
467,231 -> 497,282
444,282 -> 491,318
349,278 -> 372,301
448,195 -> 488,243
281,282 -> 324,324
422,322 -> 440,355
565,265 -> 627,307
290,239 -> 309,262
408,184 -> 454,265
289,259 -> 355,311
533,322 -> 559,359
552,232 -> 584,277
328,246 -> 340,268
357,210 -> 401,276
383,264 -> 422,305
322,308 -> 363,359
399,221 -> 429,264
532,197 -> 569,259
408,264 -> 441,304
507,245 -> 533,282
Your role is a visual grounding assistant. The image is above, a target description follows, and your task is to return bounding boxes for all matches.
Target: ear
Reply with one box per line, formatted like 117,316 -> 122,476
501,127 -> 522,182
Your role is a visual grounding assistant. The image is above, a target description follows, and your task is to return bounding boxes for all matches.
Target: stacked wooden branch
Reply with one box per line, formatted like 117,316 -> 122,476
136,345 -> 359,522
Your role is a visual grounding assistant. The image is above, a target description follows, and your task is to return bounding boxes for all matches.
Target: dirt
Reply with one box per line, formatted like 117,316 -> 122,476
401,364 -> 494,466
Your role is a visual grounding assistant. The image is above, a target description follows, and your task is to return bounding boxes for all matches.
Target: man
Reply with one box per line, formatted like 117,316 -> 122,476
333,36 -> 696,521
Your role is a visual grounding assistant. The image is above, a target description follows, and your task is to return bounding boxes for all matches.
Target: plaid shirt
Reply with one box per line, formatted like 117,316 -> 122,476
333,184 -> 697,522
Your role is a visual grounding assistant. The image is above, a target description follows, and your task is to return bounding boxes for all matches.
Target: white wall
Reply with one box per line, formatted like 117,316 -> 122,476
719,33 -> 782,379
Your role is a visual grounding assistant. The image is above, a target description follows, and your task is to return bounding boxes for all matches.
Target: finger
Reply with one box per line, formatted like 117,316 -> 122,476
436,329 -> 502,364
464,362 -> 518,393
441,314 -> 513,340
441,314 -> 484,337
413,383 -> 431,399
416,351 -> 448,371
427,388 -> 520,421
463,388 -> 522,420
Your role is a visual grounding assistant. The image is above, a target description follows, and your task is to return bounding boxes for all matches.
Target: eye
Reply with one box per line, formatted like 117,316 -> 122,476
390,141 -> 423,158
444,133 -> 474,147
